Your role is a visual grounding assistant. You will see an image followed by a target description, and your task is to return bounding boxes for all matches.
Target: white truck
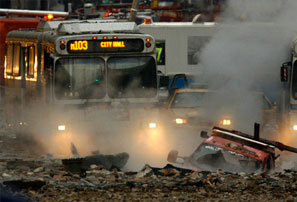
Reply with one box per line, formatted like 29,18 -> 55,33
138,20 -> 217,87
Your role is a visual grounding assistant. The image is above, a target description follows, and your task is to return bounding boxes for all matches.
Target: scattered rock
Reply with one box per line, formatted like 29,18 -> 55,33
136,164 -> 154,178
33,167 -> 44,173
2,173 -> 12,178
62,152 -> 129,173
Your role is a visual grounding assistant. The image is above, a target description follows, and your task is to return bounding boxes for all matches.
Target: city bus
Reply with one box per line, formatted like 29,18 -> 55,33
4,19 -> 164,158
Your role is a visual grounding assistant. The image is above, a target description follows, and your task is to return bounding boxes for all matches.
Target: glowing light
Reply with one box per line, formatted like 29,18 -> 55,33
144,18 -> 152,24
69,40 -> 88,51
175,118 -> 187,124
149,123 -> 157,129
58,125 -> 66,131
47,14 -> 54,21
100,41 -> 125,48
293,125 -> 297,131
220,119 -> 231,126
32,55 -> 38,81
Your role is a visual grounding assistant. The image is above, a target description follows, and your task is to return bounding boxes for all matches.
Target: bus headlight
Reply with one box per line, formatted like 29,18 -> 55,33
175,118 -> 187,124
58,125 -> 66,131
149,122 -> 157,129
220,119 -> 231,126
293,125 -> 297,131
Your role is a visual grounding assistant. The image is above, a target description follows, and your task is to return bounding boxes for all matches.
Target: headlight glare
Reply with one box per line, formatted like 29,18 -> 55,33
149,122 -> 157,129
220,119 -> 231,126
175,118 -> 187,124
58,125 -> 66,131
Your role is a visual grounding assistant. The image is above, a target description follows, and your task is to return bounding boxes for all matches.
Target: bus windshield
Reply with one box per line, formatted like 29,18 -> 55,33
55,57 -> 105,99
107,56 -> 157,98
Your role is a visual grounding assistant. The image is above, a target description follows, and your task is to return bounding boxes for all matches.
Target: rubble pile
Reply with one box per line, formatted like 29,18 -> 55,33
1,128 -> 297,201
1,159 -> 297,201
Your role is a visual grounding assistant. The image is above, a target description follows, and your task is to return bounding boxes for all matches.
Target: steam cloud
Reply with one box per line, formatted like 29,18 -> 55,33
5,0 -> 297,172
198,0 -> 297,133
196,0 -> 297,169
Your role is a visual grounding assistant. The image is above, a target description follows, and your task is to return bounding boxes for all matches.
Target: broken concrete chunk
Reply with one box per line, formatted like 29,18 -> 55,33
2,173 -> 12,178
33,167 -> 44,173
62,152 -> 129,173
136,164 -> 154,178
6,159 -> 41,170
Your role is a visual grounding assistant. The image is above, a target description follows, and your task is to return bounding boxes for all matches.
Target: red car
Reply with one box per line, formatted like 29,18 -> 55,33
168,125 -> 297,173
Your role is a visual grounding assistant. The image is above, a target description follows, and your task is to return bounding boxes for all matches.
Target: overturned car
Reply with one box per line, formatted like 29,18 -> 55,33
168,124 -> 297,174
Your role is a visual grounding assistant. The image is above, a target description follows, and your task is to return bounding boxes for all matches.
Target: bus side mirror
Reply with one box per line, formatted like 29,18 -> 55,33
281,62 -> 290,82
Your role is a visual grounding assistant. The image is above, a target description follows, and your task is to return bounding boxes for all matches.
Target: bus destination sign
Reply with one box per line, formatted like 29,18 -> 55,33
67,39 -> 144,53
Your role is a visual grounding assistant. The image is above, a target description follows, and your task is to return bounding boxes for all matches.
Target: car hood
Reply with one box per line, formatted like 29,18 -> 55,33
170,108 -> 203,118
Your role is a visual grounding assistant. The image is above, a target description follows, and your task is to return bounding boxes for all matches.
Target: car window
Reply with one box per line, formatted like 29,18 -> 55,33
171,92 -> 206,108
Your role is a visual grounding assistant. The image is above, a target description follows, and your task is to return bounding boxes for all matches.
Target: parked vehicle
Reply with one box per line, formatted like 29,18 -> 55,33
166,87 -> 276,131
138,21 -> 216,88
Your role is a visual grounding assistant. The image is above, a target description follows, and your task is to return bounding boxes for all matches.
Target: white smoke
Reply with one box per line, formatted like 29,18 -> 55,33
197,0 -> 297,134
195,0 -> 297,170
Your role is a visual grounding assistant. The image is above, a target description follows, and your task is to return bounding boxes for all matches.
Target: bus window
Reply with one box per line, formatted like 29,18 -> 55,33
27,46 -> 35,78
107,56 -> 157,98
188,36 -> 211,65
12,44 -> 21,76
55,57 -> 105,99
5,44 -> 13,76
156,41 -> 165,65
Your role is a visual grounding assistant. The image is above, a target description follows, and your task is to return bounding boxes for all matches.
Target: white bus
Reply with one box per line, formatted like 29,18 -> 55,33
4,19 -> 164,156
